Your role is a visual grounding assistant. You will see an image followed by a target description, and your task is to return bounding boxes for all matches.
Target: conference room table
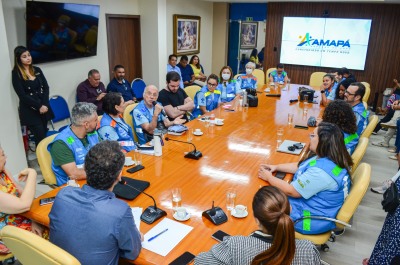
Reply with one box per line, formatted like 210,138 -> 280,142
24,84 -> 322,265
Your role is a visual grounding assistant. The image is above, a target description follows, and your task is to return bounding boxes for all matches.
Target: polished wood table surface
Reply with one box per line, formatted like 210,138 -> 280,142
24,84 -> 321,265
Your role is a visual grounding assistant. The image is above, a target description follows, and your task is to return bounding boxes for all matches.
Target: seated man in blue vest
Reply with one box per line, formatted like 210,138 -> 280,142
192,74 -> 222,117
49,102 -> 100,186
269,63 -> 288,86
98,92 -> 137,152
132,85 -> 185,144
344,82 -> 369,136
49,141 -> 142,264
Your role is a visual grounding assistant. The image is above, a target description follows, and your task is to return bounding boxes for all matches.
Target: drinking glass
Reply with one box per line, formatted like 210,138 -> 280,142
303,94 -> 309,104
171,188 -> 182,209
288,113 -> 294,125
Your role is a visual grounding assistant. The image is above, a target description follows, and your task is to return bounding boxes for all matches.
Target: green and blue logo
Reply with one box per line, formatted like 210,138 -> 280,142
298,33 -> 350,47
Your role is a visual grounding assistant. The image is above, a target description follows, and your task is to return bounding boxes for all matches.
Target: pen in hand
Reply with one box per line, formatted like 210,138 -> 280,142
148,228 -> 168,242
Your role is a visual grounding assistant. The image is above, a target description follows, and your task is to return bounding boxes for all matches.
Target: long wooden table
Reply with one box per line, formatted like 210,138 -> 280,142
24,84 -> 321,264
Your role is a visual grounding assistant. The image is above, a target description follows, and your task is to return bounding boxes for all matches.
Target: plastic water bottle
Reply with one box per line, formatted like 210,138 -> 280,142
154,129 -> 162,157
242,90 -> 247,107
287,78 -> 291,91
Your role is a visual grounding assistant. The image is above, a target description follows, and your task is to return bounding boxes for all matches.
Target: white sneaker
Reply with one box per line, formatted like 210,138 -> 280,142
371,180 -> 392,194
372,141 -> 389,147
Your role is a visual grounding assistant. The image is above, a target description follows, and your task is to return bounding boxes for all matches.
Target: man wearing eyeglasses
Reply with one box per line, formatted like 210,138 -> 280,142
158,71 -> 194,122
344,82 -> 369,136
132,85 -> 185,144
192,74 -> 222,117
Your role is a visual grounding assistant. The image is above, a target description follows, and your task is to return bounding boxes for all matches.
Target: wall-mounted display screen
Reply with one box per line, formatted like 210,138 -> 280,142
280,17 -> 372,70
26,1 -> 100,64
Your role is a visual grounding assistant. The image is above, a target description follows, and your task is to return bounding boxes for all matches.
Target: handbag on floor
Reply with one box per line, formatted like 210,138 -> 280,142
382,181 -> 400,213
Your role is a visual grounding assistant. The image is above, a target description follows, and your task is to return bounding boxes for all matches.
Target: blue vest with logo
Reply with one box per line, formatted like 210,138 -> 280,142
270,70 -> 287,82
289,157 -> 351,235
238,75 -> 257,89
99,113 -> 136,152
48,126 -> 99,186
192,86 -> 221,117
353,102 -> 369,136
131,101 -> 164,144
343,131 -> 359,155
219,80 -> 238,102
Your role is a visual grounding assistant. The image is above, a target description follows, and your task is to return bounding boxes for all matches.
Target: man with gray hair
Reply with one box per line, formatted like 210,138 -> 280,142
132,85 -> 185,144
49,102 -> 100,186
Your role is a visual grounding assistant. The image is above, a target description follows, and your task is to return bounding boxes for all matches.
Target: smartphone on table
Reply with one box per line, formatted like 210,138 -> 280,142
39,196 -> 55,206
211,230 -> 230,242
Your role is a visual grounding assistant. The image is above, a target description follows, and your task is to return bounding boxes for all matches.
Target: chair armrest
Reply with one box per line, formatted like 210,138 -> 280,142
294,216 -> 352,228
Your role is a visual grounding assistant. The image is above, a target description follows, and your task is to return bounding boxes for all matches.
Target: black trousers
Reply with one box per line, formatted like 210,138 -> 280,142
28,118 -> 48,146
374,109 -> 395,133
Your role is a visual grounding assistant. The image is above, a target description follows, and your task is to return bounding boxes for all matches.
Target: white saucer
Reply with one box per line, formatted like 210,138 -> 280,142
124,161 -> 135,167
193,132 -> 203,136
173,212 -> 191,221
215,123 -> 224,126
231,209 -> 248,218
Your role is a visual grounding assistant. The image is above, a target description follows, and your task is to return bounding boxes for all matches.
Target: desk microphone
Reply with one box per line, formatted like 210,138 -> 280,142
289,99 -> 299,103
119,180 -> 166,224
152,101 -> 167,117
164,137 -> 202,160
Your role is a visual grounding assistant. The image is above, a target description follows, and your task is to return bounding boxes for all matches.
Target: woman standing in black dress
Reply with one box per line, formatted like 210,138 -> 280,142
12,46 -> 54,146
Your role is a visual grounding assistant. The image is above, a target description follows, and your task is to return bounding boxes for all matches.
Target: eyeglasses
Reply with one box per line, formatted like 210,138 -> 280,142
344,90 -> 356,96
309,133 -> 316,138
207,83 -> 218,87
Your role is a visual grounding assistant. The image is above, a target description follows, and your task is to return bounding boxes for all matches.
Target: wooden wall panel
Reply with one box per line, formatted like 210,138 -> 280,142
264,3 -> 400,106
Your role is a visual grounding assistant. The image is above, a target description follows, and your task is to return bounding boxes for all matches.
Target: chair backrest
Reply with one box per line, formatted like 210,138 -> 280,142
49,95 -> 71,124
360,114 -> 378,138
0,226 -> 81,265
309,72 -> 327,87
336,163 -> 371,230
131,78 -> 146,101
36,134 -> 58,185
351,137 -> 369,175
233,74 -> 241,80
123,103 -> 139,142
184,85 -> 201,101
252,69 -> 265,88
361,81 -> 370,103
265,67 -> 276,82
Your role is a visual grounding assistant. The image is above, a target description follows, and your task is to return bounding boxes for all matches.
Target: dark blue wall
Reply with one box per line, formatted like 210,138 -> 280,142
229,3 -> 267,21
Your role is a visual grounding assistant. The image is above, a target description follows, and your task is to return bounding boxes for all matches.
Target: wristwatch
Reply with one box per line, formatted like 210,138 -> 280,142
320,90 -> 325,94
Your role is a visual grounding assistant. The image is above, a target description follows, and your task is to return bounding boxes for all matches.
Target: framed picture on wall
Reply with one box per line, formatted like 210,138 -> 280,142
240,22 -> 258,49
173,15 -> 201,56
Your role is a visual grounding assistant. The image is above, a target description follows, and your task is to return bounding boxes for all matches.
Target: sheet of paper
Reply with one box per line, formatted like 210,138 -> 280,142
142,218 -> 193,256
131,207 -> 142,231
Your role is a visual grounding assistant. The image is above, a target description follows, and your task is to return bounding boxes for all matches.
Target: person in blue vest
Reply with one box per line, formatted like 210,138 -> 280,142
237,62 -> 258,91
258,122 -> 353,235
322,100 -> 359,154
344,82 -> 369,136
98,92 -> 137,152
192,74 -> 222,117
218,66 -> 241,103
132,85 -> 185,144
269,63 -> 288,86
49,102 -> 100,186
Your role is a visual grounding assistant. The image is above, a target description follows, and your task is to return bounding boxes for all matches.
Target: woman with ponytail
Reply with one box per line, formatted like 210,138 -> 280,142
194,186 -> 320,265
259,122 -> 353,235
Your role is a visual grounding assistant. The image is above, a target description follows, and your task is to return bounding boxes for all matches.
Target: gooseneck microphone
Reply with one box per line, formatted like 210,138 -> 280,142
164,137 -> 203,160
119,180 -> 166,224
152,101 -> 167,117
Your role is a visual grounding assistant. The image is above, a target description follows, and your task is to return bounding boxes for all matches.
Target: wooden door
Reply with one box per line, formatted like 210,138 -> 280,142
106,14 -> 142,83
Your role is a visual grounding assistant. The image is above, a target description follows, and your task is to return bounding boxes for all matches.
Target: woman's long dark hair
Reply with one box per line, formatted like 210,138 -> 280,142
189,55 -> 201,69
13,46 -> 35,81
251,186 -> 295,265
316,122 -> 353,174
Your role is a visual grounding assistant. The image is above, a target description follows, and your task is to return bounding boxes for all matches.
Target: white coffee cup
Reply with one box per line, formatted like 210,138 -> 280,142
235,205 -> 247,216
195,128 -> 202,134
215,119 -> 223,125
125,157 -> 133,165
176,207 -> 187,219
